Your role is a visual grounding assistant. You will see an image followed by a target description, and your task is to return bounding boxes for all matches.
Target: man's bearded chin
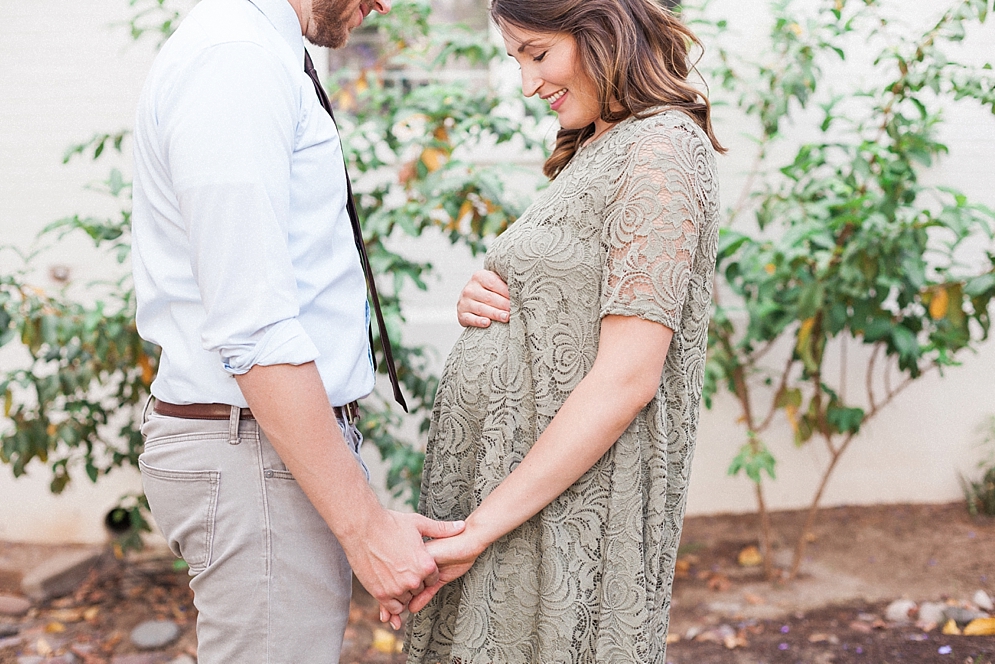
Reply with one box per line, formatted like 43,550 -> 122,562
308,0 -> 351,49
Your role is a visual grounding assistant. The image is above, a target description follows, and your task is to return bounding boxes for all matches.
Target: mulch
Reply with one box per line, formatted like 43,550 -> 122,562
1,502 -> 994,663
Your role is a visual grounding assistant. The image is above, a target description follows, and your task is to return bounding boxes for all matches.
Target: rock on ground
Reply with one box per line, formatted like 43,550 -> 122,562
944,605 -> 989,626
917,601 -> 947,626
974,589 -> 994,611
129,620 -> 181,650
0,594 -> 31,617
884,598 -> 917,623
20,549 -> 104,602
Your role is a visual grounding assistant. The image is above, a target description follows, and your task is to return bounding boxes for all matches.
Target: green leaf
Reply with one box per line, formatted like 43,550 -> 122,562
965,273 -> 995,298
891,326 -> 919,360
827,405 -> 865,435
727,439 -> 777,484
775,387 -> 803,410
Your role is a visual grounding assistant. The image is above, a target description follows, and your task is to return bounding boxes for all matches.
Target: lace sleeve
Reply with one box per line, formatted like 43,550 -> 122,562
599,118 -> 707,331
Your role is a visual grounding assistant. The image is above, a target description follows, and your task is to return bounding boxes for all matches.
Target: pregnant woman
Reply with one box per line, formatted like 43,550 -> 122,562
404,0 -> 724,661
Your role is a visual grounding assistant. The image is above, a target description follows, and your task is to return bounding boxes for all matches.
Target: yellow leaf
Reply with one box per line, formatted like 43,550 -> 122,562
764,263 -> 776,274
433,125 -> 449,142
138,352 -> 155,386
928,286 -> 949,320
372,628 -> 398,654
47,423 -> 57,437
83,606 -> 100,622
335,89 -> 356,112
942,619 -> 961,635
420,147 -> 446,173
675,558 -> 691,578
737,545 -> 763,567
789,22 -> 803,36
785,404 -> 799,434
795,317 -> 815,357
963,617 -> 995,636
46,608 -> 84,623
450,199 -> 474,232
45,622 -> 65,633
3,389 -> 11,417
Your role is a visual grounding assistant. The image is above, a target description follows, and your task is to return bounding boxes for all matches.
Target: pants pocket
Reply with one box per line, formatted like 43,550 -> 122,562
139,459 -> 220,574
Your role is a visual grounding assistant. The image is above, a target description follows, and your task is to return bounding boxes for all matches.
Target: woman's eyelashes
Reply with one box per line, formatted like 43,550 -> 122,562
533,51 -> 547,62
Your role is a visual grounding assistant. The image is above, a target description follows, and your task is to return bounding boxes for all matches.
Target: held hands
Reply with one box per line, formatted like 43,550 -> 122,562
345,510 -> 464,630
457,270 -> 510,328
377,524 -> 486,627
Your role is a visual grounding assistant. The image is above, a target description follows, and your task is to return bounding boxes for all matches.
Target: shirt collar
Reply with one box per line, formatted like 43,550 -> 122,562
246,0 -> 304,57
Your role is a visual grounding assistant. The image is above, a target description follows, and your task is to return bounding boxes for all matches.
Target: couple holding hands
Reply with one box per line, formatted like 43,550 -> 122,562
131,0 -> 722,661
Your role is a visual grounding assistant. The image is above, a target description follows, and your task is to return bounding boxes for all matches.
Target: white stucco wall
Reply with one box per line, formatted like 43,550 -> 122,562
0,0 -> 992,543
1,2 -> 155,543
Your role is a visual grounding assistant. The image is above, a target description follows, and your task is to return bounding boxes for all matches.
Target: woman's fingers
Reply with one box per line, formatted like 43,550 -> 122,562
378,605 -> 403,630
457,270 -> 510,328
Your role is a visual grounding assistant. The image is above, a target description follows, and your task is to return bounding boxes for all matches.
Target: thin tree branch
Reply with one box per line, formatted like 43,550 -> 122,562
789,433 -> 847,580
866,343 -> 880,411
758,355 -> 795,432
840,335 -> 848,404
788,361 -> 938,580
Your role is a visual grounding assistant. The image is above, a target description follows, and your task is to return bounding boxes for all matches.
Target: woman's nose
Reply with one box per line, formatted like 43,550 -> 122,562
371,0 -> 390,15
520,66 -> 541,97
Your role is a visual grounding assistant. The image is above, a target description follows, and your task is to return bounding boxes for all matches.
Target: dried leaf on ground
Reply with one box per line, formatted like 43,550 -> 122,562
964,617 -> 995,636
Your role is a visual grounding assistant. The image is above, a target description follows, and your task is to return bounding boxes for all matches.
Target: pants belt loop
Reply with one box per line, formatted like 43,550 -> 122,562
228,405 -> 241,445
141,395 -> 155,425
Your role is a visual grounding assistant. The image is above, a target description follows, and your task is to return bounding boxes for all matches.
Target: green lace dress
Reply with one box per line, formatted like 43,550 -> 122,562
406,109 -> 720,664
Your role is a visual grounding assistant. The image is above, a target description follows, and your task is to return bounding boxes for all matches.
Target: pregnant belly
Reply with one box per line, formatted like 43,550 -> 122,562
435,318 -> 522,418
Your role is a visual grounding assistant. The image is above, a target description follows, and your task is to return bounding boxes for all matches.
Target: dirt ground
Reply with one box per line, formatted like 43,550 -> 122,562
667,502 -> 995,663
1,501 -> 993,663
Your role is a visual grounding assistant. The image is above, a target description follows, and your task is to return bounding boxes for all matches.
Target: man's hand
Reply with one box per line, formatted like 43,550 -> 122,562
378,526 -> 485,626
457,270 -> 510,328
345,510 -> 464,624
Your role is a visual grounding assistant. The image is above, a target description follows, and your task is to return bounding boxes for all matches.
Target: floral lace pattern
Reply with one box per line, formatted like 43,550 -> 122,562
406,110 -> 720,664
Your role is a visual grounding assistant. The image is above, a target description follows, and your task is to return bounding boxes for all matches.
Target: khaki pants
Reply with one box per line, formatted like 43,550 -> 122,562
139,406 -> 367,663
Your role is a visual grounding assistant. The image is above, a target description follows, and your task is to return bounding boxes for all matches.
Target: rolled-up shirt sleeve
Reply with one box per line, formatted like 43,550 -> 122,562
161,41 -> 318,374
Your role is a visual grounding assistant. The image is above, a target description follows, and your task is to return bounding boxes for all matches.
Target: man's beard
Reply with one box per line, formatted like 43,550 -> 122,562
309,0 -> 360,49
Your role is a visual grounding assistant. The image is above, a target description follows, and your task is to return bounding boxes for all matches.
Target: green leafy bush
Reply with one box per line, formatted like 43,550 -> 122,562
691,0 -> 995,579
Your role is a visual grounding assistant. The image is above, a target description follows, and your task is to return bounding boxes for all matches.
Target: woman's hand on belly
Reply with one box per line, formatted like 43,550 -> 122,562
457,269 -> 510,328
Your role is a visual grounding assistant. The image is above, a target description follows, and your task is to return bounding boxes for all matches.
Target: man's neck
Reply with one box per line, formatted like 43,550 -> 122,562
286,0 -> 309,35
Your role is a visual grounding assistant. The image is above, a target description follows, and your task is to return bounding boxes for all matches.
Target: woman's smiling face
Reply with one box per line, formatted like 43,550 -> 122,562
500,24 -> 603,133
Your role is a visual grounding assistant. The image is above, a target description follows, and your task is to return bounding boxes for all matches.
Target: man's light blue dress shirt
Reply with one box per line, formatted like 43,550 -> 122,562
131,0 -> 375,409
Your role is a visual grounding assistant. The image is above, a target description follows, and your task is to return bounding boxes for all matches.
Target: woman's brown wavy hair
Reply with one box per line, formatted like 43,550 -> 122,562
491,0 -> 726,179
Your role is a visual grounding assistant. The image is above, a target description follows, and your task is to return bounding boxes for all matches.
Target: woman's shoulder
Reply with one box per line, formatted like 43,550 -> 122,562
621,108 -> 713,154
568,110 -> 714,184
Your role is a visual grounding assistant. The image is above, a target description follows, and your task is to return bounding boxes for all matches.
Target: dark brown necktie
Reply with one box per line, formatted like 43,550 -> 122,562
304,49 -> 407,412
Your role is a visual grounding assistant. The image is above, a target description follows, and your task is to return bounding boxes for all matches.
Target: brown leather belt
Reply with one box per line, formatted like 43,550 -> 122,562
153,400 -> 361,424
